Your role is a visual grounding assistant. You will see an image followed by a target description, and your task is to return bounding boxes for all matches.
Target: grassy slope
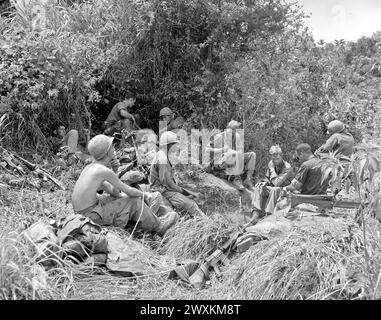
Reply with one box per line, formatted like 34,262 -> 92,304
1,165 -> 381,300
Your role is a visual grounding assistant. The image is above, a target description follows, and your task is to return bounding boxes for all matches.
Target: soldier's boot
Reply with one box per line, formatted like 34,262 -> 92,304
232,176 -> 244,191
155,211 -> 179,236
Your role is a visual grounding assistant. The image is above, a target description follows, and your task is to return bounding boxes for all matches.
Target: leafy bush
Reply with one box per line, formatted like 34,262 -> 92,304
0,0 -> 380,168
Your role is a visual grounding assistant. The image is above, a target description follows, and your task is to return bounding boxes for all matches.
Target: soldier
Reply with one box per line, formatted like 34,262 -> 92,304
251,145 -> 294,216
315,120 -> 354,158
149,131 -> 205,217
47,123 -> 86,164
72,134 -> 178,236
205,120 -> 256,190
158,107 -> 185,135
103,92 -> 140,137
284,143 -> 330,195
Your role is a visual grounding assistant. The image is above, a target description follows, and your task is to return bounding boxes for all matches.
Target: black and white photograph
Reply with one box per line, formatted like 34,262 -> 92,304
0,0 -> 380,306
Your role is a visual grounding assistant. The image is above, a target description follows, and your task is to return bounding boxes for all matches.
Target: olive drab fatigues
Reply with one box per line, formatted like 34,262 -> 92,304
47,129 -> 79,154
149,150 -> 204,217
74,195 -> 161,231
104,101 -> 139,136
295,157 -> 330,195
251,160 -> 294,215
159,116 -> 185,136
316,130 -> 355,193
317,130 -> 354,158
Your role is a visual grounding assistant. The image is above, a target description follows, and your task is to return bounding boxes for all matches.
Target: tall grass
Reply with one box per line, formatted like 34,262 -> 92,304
1,167 -> 381,299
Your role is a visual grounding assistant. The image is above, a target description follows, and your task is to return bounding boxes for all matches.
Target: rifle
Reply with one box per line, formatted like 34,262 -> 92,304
0,146 -> 25,175
117,161 -> 135,179
189,220 -> 254,289
182,186 -> 199,198
189,231 -> 240,289
290,193 -> 362,210
14,155 -> 66,191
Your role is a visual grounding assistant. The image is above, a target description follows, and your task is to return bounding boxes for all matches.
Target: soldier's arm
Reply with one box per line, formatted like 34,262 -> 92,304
284,178 -> 302,192
284,165 -> 306,192
102,167 -> 143,197
101,180 -> 121,198
272,167 -> 294,187
316,135 -> 338,153
205,134 -> 228,154
119,108 -> 135,120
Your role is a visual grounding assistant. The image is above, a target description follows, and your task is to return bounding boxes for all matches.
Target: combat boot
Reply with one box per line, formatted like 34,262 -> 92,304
155,211 -> 179,236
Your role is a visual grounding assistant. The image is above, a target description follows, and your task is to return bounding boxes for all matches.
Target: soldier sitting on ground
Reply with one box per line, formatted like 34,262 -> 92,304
72,134 -> 178,236
47,123 -> 90,164
103,92 -> 141,137
205,120 -> 256,190
158,107 -> 185,136
315,120 -> 354,158
315,119 -> 355,194
283,143 -> 330,195
149,131 -> 206,217
251,145 -> 294,218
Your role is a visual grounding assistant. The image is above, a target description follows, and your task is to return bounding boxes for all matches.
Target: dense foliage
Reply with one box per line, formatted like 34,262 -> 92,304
0,0 -> 380,169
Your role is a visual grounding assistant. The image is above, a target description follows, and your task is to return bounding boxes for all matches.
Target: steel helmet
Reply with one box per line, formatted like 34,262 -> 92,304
159,131 -> 179,146
327,120 -> 345,134
159,107 -> 173,117
88,135 -> 114,160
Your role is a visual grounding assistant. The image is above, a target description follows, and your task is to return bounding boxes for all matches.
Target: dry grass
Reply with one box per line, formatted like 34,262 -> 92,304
158,214 -> 238,261
1,167 -> 381,300
204,213 -> 381,300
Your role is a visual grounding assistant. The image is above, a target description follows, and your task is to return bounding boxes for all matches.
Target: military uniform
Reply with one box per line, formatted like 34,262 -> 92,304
150,150 -> 204,217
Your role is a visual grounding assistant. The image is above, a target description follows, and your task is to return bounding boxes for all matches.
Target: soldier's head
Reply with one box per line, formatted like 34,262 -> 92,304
269,145 -> 283,166
159,107 -> 174,123
327,120 -> 345,135
54,124 -> 66,139
295,143 -> 312,163
123,91 -> 136,108
88,135 -> 115,163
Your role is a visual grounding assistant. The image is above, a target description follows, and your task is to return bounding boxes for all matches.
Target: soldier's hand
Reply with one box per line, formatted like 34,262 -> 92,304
110,158 -> 120,173
142,192 -> 151,206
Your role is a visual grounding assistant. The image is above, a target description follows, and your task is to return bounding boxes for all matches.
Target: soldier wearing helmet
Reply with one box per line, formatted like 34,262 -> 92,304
158,107 -> 185,135
315,120 -> 354,158
72,134 -> 178,236
149,131 -> 206,217
103,92 -> 141,137
205,119 -> 257,190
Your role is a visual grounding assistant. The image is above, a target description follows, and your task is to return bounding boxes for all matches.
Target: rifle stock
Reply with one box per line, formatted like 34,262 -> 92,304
290,194 -> 361,209
15,155 -> 66,190
189,231 -> 240,288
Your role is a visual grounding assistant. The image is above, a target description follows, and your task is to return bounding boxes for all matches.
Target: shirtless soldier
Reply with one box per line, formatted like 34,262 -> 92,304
72,134 -> 178,236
